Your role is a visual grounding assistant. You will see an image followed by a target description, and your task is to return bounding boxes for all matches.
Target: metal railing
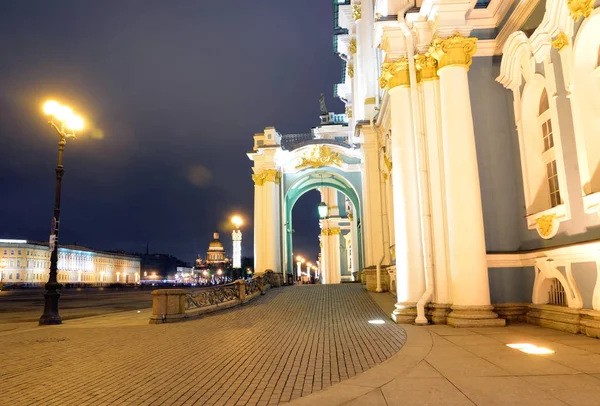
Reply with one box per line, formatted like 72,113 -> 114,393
186,282 -> 239,310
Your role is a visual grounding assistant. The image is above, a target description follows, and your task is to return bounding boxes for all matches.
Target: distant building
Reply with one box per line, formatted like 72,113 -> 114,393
0,239 -> 140,286
140,253 -> 190,283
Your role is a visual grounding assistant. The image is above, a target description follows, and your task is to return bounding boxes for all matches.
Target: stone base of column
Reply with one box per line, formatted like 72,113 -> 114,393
428,303 -> 452,325
447,305 -> 506,328
392,303 -> 417,324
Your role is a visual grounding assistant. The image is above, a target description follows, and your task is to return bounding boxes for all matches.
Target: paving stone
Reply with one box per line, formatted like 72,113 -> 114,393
0,284 -> 405,405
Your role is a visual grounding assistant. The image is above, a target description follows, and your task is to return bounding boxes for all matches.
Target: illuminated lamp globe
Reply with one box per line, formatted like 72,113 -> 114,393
231,215 -> 243,228
318,202 -> 328,219
66,115 -> 84,131
54,105 -> 73,122
43,100 -> 60,116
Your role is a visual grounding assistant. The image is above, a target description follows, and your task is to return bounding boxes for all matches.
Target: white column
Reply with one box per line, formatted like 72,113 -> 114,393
418,55 -> 452,318
350,218 -> 360,280
430,34 -> 503,327
360,125 -> 386,268
252,169 -> 282,275
385,59 -> 426,323
253,179 -> 264,273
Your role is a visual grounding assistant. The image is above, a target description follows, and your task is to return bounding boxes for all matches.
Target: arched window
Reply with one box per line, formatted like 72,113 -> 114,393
538,89 -> 561,208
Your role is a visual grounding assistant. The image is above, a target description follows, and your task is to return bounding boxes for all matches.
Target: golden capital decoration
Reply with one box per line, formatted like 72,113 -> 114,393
429,34 -> 477,71
322,227 -> 341,236
295,145 -> 344,170
552,32 -> 569,51
252,169 -> 281,186
345,106 -> 353,118
383,153 -> 392,172
379,58 -> 410,89
348,212 -> 354,222
349,38 -> 357,55
414,53 -> 439,81
348,63 -> 354,79
536,214 -> 557,239
567,0 -> 593,20
352,4 -> 362,21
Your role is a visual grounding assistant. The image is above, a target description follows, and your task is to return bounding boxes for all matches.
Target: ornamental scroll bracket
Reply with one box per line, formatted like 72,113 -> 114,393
295,145 -> 344,170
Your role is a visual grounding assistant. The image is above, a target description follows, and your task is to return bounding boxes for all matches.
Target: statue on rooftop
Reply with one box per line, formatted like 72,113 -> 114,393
319,93 -> 328,115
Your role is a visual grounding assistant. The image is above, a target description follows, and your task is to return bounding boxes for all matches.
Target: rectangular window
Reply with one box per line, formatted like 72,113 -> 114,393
16,273 -> 20,280
17,260 -> 21,268
18,250 -> 21,255
10,250 -> 14,255
542,119 -> 554,152
547,160 -> 562,208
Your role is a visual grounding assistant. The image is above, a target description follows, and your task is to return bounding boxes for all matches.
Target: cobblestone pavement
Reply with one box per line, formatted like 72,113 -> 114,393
0,284 -> 406,405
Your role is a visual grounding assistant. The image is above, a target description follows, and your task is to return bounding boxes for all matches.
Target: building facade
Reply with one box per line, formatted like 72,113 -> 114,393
0,239 -> 140,286
249,0 -> 600,335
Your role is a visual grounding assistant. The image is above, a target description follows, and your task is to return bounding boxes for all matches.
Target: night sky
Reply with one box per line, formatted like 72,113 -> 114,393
0,1 -> 344,265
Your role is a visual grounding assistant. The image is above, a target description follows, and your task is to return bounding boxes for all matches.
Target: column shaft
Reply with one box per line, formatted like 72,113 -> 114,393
389,85 -> 425,323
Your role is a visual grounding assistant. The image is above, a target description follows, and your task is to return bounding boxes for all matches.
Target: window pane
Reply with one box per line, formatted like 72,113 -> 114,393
539,89 -> 550,114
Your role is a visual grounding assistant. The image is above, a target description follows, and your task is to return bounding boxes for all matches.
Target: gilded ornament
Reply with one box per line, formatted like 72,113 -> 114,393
349,38 -> 357,55
348,63 -> 354,79
295,145 -> 344,170
414,53 -> 438,81
252,169 -> 281,186
351,4 -> 362,21
364,97 -> 376,105
348,212 -> 354,221
552,32 -> 569,51
536,214 -> 556,238
429,34 -> 478,71
322,227 -> 341,236
345,106 -> 353,118
383,154 -> 392,172
379,58 -> 410,89
567,0 -> 593,20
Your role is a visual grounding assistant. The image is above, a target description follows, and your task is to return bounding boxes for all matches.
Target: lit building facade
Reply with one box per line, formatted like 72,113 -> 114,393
249,0 -> 600,335
0,239 -> 140,286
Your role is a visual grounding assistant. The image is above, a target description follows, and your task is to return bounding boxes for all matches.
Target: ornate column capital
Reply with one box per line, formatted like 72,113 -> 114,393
429,34 -> 477,71
348,63 -> 354,78
379,58 -> 410,90
322,227 -> 341,236
567,0 -> 593,20
349,38 -> 357,55
551,32 -> 569,51
352,4 -> 362,21
414,53 -> 438,81
252,169 -> 281,186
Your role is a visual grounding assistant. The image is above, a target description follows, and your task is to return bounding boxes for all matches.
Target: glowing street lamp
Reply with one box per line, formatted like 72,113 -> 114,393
318,202 -> 328,219
307,262 -> 313,279
231,215 -> 243,272
39,100 -> 85,326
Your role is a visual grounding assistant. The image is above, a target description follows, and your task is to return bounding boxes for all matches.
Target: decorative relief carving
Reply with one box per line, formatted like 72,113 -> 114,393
414,53 -> 439,81
295,145 -> 343,170
351,4 -> 362,21
379,58 -> 410,89
245,278 -> 260,296
348,63 -> 354,78
252,169 -> 281,186
552,32 -> 569,51
536,214 -> 558,239
349,38 -> 357,55
567,0 -> 593,20
429,34 -> 478,71
383,154 -> 392,172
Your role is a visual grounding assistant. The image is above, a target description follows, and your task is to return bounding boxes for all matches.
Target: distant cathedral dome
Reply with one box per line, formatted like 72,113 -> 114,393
206,232 -> 226,264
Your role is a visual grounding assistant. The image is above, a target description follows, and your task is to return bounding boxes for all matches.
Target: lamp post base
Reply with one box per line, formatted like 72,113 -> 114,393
39,290 -> 62,325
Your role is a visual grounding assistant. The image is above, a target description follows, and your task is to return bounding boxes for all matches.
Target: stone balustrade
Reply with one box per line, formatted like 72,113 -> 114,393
149,272 -> 275,324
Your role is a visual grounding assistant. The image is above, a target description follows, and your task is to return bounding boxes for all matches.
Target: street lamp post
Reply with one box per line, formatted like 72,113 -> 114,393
39,100 -> 84,326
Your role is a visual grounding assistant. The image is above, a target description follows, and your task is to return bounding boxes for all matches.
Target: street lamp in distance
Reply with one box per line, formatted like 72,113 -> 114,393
39,100 -> 85,326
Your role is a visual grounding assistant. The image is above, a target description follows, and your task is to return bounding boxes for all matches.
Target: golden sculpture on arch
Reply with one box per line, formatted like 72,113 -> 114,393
295,145 -> 344,170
